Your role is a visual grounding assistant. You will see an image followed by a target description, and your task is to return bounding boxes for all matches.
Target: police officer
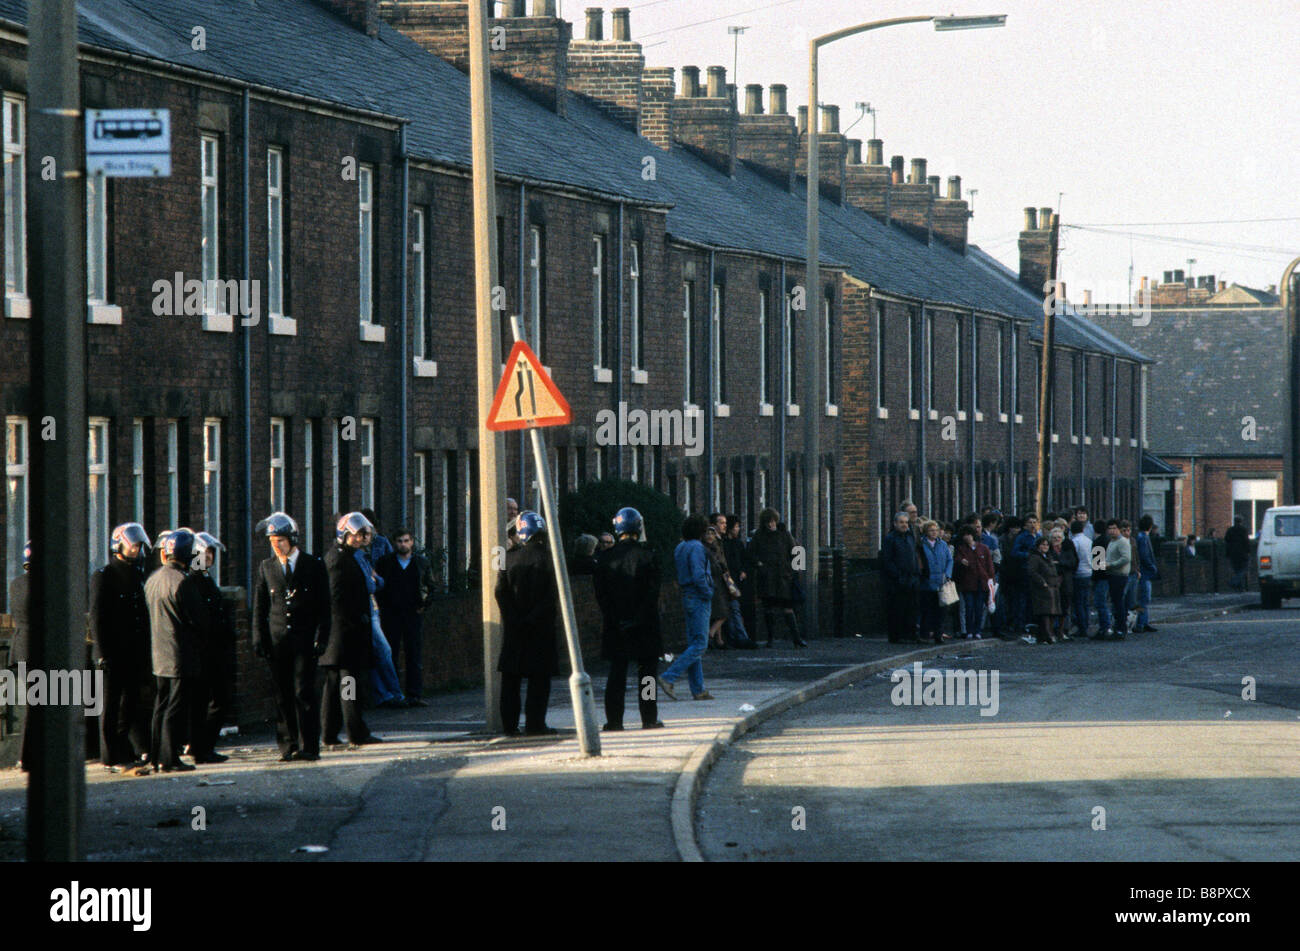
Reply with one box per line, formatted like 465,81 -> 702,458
253,513 -> 330,761
9,541 -> 31,771
321,512 -> 381,748
494,511 -> 559,736
144,529 -> 207,772
594,508 -> 664,731
90,522 -> 153,770
188,532 -> 232,763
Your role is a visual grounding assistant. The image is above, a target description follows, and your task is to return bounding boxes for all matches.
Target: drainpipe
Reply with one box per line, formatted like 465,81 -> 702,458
617,203 -> 626,480
967,310 -> 976,511
918,305 -> 927,511
241,88 -> 252,605
518,182 -> 526,500
706,248 -> 715,505
1110,357 -> 1118,514
399,123 -> 409,527
1009,323 -> 1016,513
777,261 -> 787,513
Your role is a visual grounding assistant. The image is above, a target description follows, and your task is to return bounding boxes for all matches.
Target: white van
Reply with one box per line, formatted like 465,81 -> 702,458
1255,506 -> 1300,608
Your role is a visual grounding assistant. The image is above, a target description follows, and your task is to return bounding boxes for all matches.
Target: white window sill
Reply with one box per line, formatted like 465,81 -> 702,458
999,412 -> 1009,423
786,404 -> 800,417
593,366 -> 612,383
1051,433 -> 1059,444
87,302 -> 122,325
1071,435 -> 1079,445
714,403 -> 730,418
1015,414 -> 1024,424
360,322 -> 386,343
909,409 -> 921,420
202,312 -> 234,333
876,407 -> 889,420
825,404 -> 839,417
684,402 -> 702,418
6,294 -> 30,319
268,315 -> 297,336
1103,437 -> 1111,446
631,368 -> 649,385
1084,436 -> 1092,445
975,410 -> 985,422
1130,438 -> 1138,448
414,358 -> 438,378
957,410 -> 967,421
928,409 -> 939,421
760,402 -> 774,417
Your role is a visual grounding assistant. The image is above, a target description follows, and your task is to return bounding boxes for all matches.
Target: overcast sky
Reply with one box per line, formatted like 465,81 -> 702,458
604,0 -> 1299,298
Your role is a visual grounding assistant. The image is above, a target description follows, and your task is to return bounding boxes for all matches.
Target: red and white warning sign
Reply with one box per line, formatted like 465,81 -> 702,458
485,340 -> 572,431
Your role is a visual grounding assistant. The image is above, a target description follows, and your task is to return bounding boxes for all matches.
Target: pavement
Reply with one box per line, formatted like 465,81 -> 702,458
0,591 -> 1256,861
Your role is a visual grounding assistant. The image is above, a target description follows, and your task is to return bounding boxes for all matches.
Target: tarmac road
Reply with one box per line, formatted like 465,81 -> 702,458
697,610 -> 1300,861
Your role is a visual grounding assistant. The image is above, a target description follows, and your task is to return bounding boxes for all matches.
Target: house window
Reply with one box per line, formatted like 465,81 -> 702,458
304,423 -> 315,554
998,325 -> 1007,415
5,416 -> 28,593
1012,329 -> 1021,416
824,294 -> 835,406
875,303 -> 886,410
330,419 -> 340,517
927,312 -> 936,412
166,420 -> 179,525
593,446 -> 603,481
441,453 -> 452,585
1233,479 -> 1276,537
267,147 -> 286,318
908,308 -> 919,413
823,466 -> 834,545
630,445 -> 640,483
412,207 -> 427,360
974,321 -> 983,415
270,418 -> 286,513
414,451 -> 428,548
592,234 -> 608,370
360,418 -> 375,511
1130,364 -> 1139,440
713,473 -> 723,511
203,419 -> 221,543
528,225 -> 544,354
201,134 -> 220,313
711,283 -> 726,407
785,468 -> 797,536
88,418 -> 110,569
758,289 -> 770,405
785,289 -> 797,407
132,419 -> 145,523
683,281 -> 696,405
86,172 -> 109,304
463,453 -> 473,573
359,163 -> 374,324
955,315 -> 965,413
4,95 -> 26,304
685,474 -> 697,514
758,469 -> 768,511
629,241 -> 642,371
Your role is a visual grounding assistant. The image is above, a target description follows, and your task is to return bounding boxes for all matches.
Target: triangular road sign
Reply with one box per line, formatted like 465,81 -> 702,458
485,340 -> 572,431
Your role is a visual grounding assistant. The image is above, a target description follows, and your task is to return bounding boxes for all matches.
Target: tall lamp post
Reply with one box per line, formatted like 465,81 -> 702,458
803,13 -> 1005,639
1282,255 -> 1300,504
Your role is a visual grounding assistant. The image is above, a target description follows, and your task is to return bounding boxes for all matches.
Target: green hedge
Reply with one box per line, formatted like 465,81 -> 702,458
559,478 -> 682,573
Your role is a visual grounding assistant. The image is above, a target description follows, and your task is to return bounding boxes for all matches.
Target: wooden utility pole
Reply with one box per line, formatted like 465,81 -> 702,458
1034,212 -> 1060,522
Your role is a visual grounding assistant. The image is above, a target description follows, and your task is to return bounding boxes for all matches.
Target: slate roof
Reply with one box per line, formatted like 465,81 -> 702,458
1108,303 -> 1284,456
0,0 -> 1142,360
1207,284 -> 1280,306
1142,451 -> 1182,477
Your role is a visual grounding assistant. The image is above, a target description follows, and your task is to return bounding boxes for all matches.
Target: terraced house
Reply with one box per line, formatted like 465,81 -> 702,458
0,0 -> 1147,629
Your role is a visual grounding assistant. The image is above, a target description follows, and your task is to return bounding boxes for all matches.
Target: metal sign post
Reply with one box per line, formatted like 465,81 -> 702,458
491,316 -> 600,756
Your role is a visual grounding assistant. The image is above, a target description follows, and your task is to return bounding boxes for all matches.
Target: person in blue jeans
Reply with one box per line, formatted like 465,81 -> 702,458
658,514 -> 715,702
1134,515 -> 1159,632
1068,521 -> 1093,636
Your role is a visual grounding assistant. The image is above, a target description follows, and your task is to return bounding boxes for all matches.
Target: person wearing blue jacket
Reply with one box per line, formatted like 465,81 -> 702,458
880,512 -> 922,643
1134,515 -> 1159,633
918,520 -> 954,643
658,514 -> 715,702
1009,513 -> 1041,634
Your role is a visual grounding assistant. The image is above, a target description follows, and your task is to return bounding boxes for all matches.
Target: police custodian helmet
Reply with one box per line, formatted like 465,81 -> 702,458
336,511 -> 374,540
612,507 -> 643,538
110,522 -> 151,559
162,528 -> 196,566
515,511 -> 545,543
256,512 -> 300,546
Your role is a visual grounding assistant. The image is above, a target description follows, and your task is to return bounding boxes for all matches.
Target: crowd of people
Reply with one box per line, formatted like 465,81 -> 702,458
879,503 -> 1163,646
6,508 -> 437,774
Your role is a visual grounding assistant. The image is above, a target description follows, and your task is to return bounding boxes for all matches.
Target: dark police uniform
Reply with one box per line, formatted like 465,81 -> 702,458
321,542 -> 373,744
189,568 -> 235,761
144,559 -> 207,768
594,538 -> 662,729
254,550 -> 330,758
494,535 -> 559,734
89,557 -> 152,766
8,570 -> 30,770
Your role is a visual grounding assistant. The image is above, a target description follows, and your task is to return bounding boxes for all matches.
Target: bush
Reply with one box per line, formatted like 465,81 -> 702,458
559,478 -> 682,574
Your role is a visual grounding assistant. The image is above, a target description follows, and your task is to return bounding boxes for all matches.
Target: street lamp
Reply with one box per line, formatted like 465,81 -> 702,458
1281,255 -> 1300,504
803,13 -> 1005,641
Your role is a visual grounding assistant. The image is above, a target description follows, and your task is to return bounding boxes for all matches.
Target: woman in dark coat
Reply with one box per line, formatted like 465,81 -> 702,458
747,508 -> 806,647
703,527 -> 731,649
1026,534 -> 1062,644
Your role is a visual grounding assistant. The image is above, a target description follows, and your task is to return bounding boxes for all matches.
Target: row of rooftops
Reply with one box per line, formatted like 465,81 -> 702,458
0,0 -> 1148,362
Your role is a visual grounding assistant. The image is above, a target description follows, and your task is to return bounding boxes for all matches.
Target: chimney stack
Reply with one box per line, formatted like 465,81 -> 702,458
584,7 -> 603,40
318,0 -> 379,36
890,155 -> 904,184
737,83 -> 797,188
844,137 -> 891,222
671,64 -> 737,174
1018,205 -> 1053,291
795,103 -> 848,203
640,66 -> 674,147
932,173 -> 970,254
889,156 -> 934,242
379,0 -> 571,113
611,6 -> 630,40
744,84 -> 764,114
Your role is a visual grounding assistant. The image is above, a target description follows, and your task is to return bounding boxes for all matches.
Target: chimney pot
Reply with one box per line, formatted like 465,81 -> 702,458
769,84 -> 787,115
1140,275 -> 1148,290
1163,270 -> 1173,285
866,138 -> 883,165
890,155 -> 905,184
744,84 -> 764,114
797,105 -> 808,133
1218,280 -> 1226,292
1024,207 -> 1039,231
820,104 -> 839,133
680,66 -> 700,98
611,6 -> 630,39
1039,207 -> 1053,230
536,0 -> 557,13
584,7 -> 603,40
909,157 -> 927,184
947,175 -> 961,200
1268,284 -> 1278,295
504,0 -> 527,16
706,66 -> 727,98
1083,289 -> 1092,306
927,174 -> 940,197
848,138 -> 863,164
1173,268 -> 1185,284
